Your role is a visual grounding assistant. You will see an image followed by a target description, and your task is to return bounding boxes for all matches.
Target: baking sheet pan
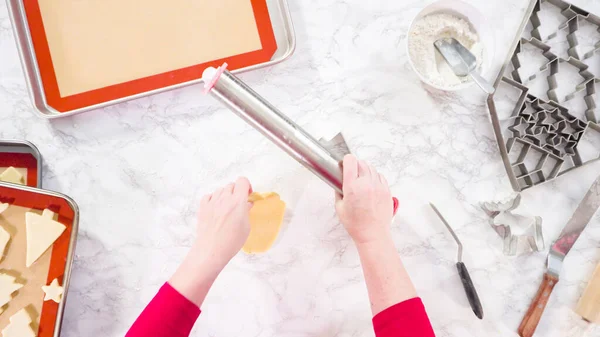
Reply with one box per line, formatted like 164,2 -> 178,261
0,182 -> 79,337
0,140 -> 42,188
6,0 -> 295,118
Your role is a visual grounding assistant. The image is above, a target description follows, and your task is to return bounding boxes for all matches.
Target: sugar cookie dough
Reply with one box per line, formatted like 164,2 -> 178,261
0,226 -> 9,263
0,167 -> 24,185
42,278 -> 64,303
25,209 -> 66,267
242,192 -> 286,254
1,308 -> 36,337
0,273 -> 24,315
0,202 -> 10,262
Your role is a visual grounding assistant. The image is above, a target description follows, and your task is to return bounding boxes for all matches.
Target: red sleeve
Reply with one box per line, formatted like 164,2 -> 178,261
126,283 -> 201,337
373,298 -> 435,337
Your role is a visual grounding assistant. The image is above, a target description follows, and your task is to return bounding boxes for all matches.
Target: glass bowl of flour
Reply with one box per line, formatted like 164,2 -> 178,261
407,0 -> 494,91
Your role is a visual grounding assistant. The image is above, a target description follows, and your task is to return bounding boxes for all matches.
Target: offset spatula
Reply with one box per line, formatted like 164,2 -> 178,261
518,175 -> 600,337
430,203 -> 483,319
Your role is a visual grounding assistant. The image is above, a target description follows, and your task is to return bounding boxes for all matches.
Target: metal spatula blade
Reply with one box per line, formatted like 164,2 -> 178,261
434,38 -> 495,94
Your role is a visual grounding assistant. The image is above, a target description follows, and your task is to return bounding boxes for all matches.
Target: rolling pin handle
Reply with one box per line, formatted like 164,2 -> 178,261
392,197 -> 399,216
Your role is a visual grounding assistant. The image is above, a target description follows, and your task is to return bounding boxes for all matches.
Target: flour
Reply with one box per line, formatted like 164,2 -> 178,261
408,13 -> 484,88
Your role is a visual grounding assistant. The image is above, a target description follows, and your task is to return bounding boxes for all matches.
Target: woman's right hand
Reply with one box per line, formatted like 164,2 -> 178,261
335,155 -> 394,245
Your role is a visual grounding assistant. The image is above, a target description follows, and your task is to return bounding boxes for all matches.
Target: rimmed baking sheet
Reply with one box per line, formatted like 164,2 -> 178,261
0,182 -> 79,337
0,140 -> 42,188
7,0 -> 295,117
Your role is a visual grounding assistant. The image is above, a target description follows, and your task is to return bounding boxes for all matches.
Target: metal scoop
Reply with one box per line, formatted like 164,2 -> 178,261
434,37 -> 495,94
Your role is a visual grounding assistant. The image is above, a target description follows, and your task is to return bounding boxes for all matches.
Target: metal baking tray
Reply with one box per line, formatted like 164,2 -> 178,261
0,140 -> 42,188
6,0 -> 296,118
487,0 -> 600,191
0,182 -> 79,337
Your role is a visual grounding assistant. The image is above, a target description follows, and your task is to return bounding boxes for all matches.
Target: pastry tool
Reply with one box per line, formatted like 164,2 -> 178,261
487,0 -> 600,192
576,262 -> 600,323
429,203 -> 484,319
202,63 -> 399,215
319,133 -> 350,162
481,194 -> 544,256
319,132 -> 399,215
518,174 -> 600,337
434,37 -> 495,94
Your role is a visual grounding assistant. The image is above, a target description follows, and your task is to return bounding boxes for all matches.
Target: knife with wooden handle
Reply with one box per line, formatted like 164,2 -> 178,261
576,263 -> 600,323
518,175 -> 600,337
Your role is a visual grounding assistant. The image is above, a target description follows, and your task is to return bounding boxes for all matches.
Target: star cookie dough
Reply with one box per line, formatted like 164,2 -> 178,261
42,278 -> 64,303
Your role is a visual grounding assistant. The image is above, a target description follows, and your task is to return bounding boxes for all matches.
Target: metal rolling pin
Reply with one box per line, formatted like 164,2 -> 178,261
202,63 -> 399,215
202,63 -> 343,193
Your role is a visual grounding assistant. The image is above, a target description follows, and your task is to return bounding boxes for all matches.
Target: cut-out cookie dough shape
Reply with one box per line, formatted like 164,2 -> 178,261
42,278 -> 64,303
0,203 -> 11,262
242,192 -> 286,254
25,209 -> 66,267
0,226 -> 9,263
1,308 -> 36,337
0,167 -> 24,185
0,272 -> 24,315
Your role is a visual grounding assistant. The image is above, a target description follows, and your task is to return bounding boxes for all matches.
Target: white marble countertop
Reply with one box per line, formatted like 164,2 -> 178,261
1,0 -> 600,336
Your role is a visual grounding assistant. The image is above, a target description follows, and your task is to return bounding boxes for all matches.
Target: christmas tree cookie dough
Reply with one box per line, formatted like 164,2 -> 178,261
1,308 -> 36,337
0,273 -> 24,315
25,209 -> 66,267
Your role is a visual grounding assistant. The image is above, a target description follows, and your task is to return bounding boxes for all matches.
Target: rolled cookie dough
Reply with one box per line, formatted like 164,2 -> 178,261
242,192 -> 286,254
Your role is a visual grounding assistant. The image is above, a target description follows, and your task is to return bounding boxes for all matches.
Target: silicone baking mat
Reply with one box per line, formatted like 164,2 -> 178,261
24,0 -> 277,112
0,153 -> 38,188
0,184 -> 77,337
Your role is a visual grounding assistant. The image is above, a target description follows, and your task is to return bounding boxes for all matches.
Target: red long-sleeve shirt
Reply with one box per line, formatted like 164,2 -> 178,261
126,283 -> 435,336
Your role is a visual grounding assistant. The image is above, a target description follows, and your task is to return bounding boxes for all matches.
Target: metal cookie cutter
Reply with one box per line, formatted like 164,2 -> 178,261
481,194 -> 544,256
487,0 -> 600,191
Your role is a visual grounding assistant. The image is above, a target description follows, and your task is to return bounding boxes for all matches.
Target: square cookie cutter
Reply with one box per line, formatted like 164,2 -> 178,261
487,0 -> 600,191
